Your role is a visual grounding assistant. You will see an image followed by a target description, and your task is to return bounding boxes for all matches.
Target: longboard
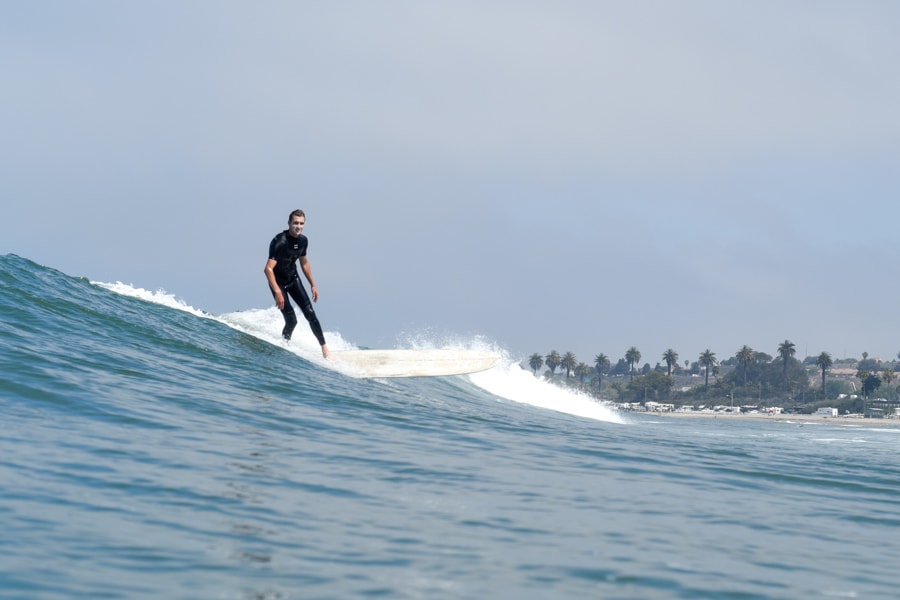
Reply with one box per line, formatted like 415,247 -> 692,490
330,349 -> 500,378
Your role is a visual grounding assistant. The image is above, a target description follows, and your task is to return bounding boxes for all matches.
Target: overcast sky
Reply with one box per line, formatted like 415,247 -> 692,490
3,1 -> 899,366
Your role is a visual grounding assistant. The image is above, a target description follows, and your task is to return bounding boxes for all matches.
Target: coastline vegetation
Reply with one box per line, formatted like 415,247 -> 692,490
526,342 -> 900,416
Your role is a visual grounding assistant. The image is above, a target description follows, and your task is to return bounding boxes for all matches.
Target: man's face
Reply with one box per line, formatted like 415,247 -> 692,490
288,216 -> 305,237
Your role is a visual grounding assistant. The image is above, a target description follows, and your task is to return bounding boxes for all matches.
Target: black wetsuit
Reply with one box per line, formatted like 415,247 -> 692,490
268,230 -> 326,345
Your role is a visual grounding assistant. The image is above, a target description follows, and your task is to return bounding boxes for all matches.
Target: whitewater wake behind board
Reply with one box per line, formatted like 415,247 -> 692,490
330,349 -> 501,378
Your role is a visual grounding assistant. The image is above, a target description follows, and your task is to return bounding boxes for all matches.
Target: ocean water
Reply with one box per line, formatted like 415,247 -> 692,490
2,254 -> 899,600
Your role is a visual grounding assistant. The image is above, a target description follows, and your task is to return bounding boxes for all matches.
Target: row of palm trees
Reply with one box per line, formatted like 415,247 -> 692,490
528,340 -> 842,391
530,350 -> 588,382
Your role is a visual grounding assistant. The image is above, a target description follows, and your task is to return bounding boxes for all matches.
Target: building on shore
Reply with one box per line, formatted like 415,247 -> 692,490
816,407 -> 839,417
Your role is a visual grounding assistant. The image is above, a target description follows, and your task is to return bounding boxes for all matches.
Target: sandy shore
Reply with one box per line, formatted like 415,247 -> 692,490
647,411 -> 900,427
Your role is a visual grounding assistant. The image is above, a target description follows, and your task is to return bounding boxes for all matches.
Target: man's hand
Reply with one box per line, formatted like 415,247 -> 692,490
311,285 -> 319,302
274,289 -> 285,310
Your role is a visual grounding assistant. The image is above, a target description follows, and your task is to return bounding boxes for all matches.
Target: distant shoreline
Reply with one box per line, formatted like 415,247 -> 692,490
645,411 -> 900,427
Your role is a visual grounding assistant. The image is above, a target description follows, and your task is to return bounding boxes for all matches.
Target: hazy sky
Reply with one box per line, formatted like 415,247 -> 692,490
4,1 -> 899,366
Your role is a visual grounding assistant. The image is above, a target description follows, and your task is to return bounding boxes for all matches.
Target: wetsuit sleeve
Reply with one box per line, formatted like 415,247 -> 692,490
268,236 -> 281,260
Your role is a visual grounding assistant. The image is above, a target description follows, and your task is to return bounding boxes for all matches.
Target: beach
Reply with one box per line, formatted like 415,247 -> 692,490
651,410 -> 900,427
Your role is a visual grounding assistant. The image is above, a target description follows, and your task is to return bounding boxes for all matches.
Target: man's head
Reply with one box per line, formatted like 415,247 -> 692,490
288,209 -> 306,237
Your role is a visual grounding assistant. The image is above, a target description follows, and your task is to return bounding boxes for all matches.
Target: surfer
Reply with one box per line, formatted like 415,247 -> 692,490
264,209 -> 330,358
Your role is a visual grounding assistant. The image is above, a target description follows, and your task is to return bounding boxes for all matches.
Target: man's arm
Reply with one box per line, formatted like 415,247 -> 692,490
299,256 -> 319,302
264,258 -> 285,309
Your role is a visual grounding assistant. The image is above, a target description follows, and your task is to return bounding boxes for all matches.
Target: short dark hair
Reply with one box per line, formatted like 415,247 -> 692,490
288,209 -> 306,223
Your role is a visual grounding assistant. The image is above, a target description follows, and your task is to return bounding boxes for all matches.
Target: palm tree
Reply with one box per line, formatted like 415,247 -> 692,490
561,352 -> 577,379
699,349 -> 717,387
625,347 -> 641,380
777,339 -> 796,383
662,349 -> 679,376
816,351 -> 833,400
528,353 -> 543,376
736,345 -> 755,386
545,351 -> 561,376
575,362 -> 590,384
594,353 -> 610,390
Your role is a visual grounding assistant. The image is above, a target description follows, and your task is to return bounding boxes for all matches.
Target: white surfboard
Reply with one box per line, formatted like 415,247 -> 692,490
331,349 -> 501,378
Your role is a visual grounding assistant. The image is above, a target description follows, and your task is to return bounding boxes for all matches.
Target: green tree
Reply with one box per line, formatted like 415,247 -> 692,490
625,346 -> 641,381
611,358 -> 629,376
628,370 -> 674,404
663,349 -> 679,376
528,353 -> 543,376
719,355 -> 809,404
736,345 -> 755,386
594,353 -> 610,390
561,352 -> 577,379
756,352 -> 774,364
882,369 -> 897,402
862,373 -> 882,399
857,351 -> 879,373
816,351 -> 833,400
699,349 -> 717,388
777,340 -> 796,389
575,362 -> 590,384
545,351 -> 561,376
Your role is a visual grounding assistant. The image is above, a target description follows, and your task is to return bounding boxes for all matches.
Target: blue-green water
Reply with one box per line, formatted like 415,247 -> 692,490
2,254 -> 899,599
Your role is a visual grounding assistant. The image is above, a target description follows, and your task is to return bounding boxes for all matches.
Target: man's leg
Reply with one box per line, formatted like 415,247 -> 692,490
273,282 -> 298,340
284,281 -> 326,347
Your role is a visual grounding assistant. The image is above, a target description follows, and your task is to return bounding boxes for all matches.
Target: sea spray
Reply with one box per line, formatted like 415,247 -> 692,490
96,280 -> 624,423
468,360 -> 624,424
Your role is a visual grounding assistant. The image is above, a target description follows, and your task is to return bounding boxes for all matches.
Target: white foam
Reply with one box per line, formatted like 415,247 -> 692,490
93,281 -> 624,424
96,282 -> 212,319
94,281 -> 353,367
468,359 -> 625,424
371,333 -> 623,423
